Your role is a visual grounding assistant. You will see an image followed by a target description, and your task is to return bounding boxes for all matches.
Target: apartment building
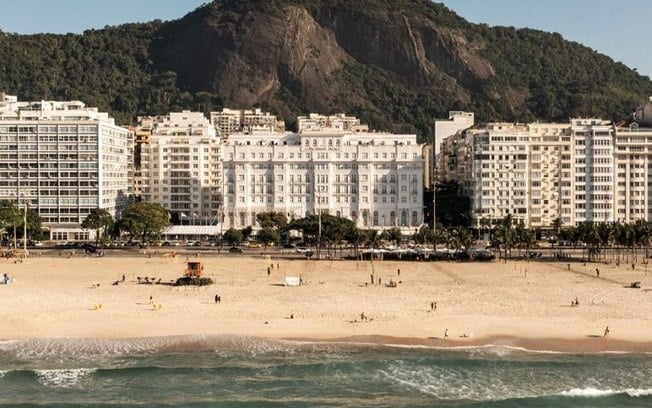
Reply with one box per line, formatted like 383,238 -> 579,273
613,100 -> 652,223
138,111 -> 222,224
297,113 -> 368,133
439,119 -> 616,229
221,128 -> 424,232
210,108 -> 284,138
0,93 -> 132,240
570,118 -> 615,225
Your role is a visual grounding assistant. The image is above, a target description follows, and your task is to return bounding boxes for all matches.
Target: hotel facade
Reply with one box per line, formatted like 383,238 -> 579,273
221,128 -> 425,231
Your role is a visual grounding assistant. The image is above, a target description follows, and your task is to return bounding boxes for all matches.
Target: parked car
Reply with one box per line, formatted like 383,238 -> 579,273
80,243 -> 98,254
283,243 -> 295,249
296,247 -> 308,253
229,247 -> 243,253
247,242 -> 261,248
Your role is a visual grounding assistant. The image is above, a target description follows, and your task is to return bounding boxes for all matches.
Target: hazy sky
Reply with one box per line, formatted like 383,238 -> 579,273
0,0 -> 648,77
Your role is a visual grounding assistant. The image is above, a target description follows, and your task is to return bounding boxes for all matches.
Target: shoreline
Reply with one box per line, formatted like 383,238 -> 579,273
1,255 -> 651,353
2,333 -> 651,354
286,334 -> 652,354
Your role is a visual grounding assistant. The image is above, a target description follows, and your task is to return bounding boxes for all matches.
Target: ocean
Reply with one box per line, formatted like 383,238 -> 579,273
0,335 -> 650,407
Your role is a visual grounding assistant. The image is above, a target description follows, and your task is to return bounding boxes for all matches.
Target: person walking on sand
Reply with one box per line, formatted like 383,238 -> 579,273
215,294 -> 219,304
596,268 -> 600,277
397,268 -> 401,276
444,328 -> 449,339
604,326 -> 610,337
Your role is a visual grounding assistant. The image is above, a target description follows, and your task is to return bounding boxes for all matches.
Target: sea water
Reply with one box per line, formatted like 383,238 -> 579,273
0,335 -> 650,407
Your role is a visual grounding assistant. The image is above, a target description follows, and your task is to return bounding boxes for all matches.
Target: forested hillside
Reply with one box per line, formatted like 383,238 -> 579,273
1,0 -> 650,142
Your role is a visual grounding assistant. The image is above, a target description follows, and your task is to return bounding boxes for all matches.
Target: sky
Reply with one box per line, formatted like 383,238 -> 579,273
0,0 -> 649,78
443,0 -> 651,78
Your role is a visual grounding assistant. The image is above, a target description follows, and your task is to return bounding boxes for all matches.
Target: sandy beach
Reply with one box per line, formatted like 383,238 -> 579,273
1,253 -> 651,352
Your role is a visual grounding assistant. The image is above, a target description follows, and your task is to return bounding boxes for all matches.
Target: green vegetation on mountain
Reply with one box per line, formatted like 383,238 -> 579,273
1,0 -> 651,141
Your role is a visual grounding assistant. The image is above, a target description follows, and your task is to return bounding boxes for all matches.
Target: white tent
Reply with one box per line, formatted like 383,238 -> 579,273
284,276 -> 301,286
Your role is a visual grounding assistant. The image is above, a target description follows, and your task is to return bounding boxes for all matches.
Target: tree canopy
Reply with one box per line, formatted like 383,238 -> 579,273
119,202 -> 170,242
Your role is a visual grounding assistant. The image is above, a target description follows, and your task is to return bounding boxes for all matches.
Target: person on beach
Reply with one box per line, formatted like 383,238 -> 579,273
397,268 -> 401,276
430,302 -> 434,311
267,266 -> 271,276
567,264 -> 570,270
604,326 -> 610,337
444,328 -> 449,339
596,268 -> 600,277
214,294 -> 219,304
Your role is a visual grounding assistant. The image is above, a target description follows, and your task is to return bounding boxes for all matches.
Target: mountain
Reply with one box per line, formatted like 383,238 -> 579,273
1,0 -> 651,142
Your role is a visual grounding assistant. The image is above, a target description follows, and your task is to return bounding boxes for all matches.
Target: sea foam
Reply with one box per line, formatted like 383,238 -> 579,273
559,387 -> 652,398
34,368 -> 96,388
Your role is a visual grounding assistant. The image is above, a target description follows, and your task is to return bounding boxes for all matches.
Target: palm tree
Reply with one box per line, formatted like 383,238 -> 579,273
493,215 -> 514,261
632,219 -> 650,262
514,221 -> 535,260
479,217 -> 491,241
549,217 -> 563,249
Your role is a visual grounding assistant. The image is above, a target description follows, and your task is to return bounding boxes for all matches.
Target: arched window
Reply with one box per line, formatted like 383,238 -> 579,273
390,211 -> 396,226
373,211 -> 379,226
400,210 -> 407,226
412,211 -> 418,226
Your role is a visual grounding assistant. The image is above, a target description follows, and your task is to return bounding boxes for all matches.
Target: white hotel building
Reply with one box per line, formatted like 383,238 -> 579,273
222,128 -> 425,231
0,93 -> 132,241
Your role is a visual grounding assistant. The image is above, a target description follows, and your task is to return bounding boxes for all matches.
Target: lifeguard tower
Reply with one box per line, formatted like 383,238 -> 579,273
175,261 -> 212,286
185,261 -> 203,278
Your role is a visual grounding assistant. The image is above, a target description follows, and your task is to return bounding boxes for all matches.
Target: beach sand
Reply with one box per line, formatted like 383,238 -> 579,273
1,254 -> 651,352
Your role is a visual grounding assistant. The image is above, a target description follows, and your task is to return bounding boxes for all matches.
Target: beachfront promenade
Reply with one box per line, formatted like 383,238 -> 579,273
1,253 -> 650,352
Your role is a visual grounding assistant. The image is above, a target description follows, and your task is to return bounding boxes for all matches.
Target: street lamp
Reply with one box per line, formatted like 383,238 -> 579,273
23,198 -> 27,256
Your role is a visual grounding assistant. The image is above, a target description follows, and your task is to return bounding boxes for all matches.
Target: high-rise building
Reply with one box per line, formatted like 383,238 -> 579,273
439,118 -> 618,229
222,128 -> 424,232
139,111 -> 222,225
430,111 -> 474,190
0,93 -> 132,241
